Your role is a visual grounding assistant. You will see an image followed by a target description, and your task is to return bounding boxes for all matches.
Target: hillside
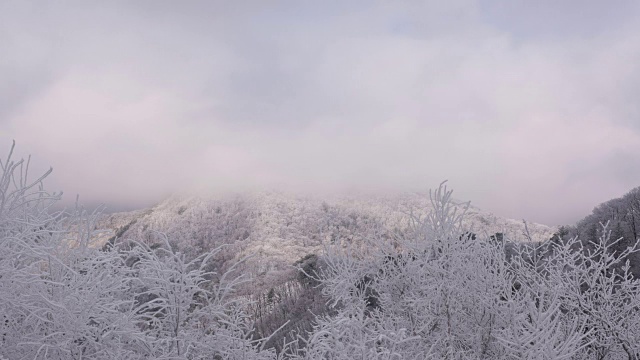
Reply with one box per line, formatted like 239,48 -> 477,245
97,191 -> 556,291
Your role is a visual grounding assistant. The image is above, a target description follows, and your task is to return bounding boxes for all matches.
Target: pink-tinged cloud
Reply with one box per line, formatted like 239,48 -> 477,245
1,1 -> 640,225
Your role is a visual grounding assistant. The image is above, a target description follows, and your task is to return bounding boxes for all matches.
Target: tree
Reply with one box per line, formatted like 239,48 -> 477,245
0,142 -> 280,360
289,182 -> 640,360
125,235 -> 278,359
0,142 -> 147,358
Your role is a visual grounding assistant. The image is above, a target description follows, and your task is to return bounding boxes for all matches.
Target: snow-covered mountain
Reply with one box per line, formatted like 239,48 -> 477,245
96,191 -> 556,292
92,191 -> 560,350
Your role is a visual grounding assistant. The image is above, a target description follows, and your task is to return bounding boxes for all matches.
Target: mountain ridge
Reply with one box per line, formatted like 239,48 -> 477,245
96,191 -> 556,289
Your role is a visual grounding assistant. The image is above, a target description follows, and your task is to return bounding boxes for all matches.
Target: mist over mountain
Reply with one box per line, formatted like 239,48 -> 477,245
91,186 -> 640,356
91,190 -> 557,350
3,0 -> 640,356
95,191 -> 556,292
5,137 -> 640,358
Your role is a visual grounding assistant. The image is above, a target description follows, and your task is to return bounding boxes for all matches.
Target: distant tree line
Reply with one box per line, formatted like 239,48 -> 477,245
551,187 -> 640,277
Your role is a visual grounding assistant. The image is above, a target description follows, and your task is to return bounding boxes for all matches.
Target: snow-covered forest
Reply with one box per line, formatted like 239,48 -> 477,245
3,142 -> 640,360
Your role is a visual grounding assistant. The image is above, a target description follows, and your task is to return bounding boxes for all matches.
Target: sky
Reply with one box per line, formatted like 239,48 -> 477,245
1,0 -> 640,226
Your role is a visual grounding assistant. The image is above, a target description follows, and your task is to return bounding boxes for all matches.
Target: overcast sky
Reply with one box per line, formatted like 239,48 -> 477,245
1,1 -> 640,225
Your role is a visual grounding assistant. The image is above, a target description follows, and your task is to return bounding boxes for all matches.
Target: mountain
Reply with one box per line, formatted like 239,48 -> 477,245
93,191 -> 556,348
96,191 -> 555,290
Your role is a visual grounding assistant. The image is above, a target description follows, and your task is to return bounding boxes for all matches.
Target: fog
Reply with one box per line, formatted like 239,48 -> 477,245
2,0 -> 640,225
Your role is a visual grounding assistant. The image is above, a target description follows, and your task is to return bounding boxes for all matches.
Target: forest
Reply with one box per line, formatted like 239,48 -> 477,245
2,142 -> 640,360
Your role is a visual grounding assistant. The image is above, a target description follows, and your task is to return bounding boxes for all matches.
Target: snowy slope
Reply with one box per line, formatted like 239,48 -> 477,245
96,191 -> 556,293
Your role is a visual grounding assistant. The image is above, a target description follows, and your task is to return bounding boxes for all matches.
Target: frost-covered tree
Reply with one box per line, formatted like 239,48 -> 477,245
0,142 -> 147,358
124,235 -> 278,359
0,142 -> 279,360
290,182 -> 640,360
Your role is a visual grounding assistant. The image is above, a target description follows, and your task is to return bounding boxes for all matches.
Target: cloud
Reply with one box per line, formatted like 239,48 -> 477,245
479,0 -> 640,41
1,1 -> 639,225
